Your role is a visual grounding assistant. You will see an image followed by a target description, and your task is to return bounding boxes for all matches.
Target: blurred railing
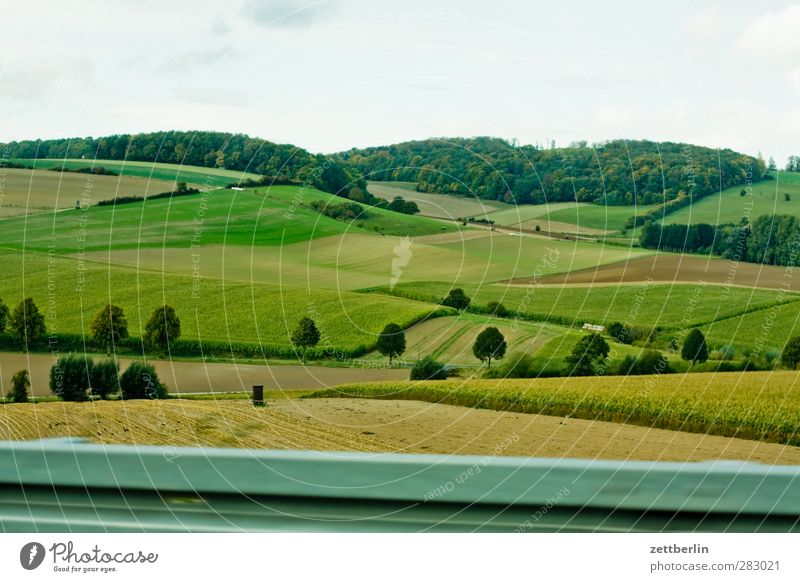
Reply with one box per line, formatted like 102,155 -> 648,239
0,439 -> 798,532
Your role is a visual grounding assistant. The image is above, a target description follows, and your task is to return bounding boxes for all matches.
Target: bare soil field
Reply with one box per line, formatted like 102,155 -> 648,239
519,253 -> 800,292
0,352 -> 408,397
0,399 -> 393,452
273,398 -> 800,464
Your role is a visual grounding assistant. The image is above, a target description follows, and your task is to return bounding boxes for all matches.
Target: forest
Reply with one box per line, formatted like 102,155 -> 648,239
0,131 -> 366,198
639,215 -> 800,267
340,137 -> 766,206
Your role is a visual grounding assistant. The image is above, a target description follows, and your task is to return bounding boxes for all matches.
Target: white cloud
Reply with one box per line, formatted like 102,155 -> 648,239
738,5 -> 800,61
241,0 -> 340,29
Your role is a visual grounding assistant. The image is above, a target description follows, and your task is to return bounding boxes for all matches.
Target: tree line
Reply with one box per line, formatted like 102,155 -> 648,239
639,215 -> 800,266
340,137 -> 766,206
0,130 -> 366,199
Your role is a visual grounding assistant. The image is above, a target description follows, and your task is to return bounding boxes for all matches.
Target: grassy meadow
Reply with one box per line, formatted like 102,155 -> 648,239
10,158 -> 261,188
0,168 -> 177,218
663,176 -> 800,227
0,248 -> 444,354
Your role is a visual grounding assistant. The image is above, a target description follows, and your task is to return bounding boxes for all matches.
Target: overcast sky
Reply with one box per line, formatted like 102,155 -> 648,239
1,0 -> 799,163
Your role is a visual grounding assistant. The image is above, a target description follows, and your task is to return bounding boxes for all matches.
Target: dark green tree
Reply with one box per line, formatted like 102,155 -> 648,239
486,301 -> 508,317
781,336 -> 800,369
144,305 -> 181,354
119,361 -> 167,400
565,333 -> 610,376
291,317 -> 321,361
90,359 -> 120,399
9,369 -> 30,403
473,327 -> 507,368
410,356 -> 447,380
376,323 -> 406,365
90,304 -> 129,352
10,297 -> 46,346
441,288 -> 470,311
0,297 -> 9,333
681,329 -> 709,364
50,354 -> 93,402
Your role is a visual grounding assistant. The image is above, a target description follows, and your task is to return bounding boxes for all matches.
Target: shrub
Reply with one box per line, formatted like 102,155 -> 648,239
681,329 -> 709,364
90,304 -> 129,352
781,336 -> 800,369
144,305 -> 181,354
410,357 -> 447,380
485,301 -> 508,317
50,354 -> 93,402
90,359 -> 120,399
620,350 -> 672,375
8,369 -> 30,403
441,288 -> 470,311
0,298 -> 9,333
565,333 -> 610,376
119,361 -> 167,400
10,297 -> 46,346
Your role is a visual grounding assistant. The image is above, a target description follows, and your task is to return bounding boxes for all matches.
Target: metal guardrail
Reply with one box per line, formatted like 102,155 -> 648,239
1,439 -> 799,532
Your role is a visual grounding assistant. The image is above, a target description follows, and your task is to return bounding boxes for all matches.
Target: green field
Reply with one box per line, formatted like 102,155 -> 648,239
10,159 -> 261,188
542,203 -> 653,233
365,313 -> 561,365
374,281 -> 794,332
663,175 -> 800,226
368,181 -> 510,219
0,248 -> 444,354
309,370 -> 800,445
2,185 -> 456,254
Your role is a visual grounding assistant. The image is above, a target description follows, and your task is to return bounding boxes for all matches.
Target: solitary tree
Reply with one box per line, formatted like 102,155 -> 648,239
441,288 -> 471,311
291,317 -> 320,361
376,323 -> 406,365
144,305 -> 181,354
49,354 -> 93,402
681,329 -> 709,364
10,297 -> 46,346
781,336 -> 800,369
473,327 -> 507,368
119,361 -> 166,400
0,297 -> 9,333
565,333 -> 610,376
8,369 -> 30,403
90,304 -> 129,352
90,359 -> 120,399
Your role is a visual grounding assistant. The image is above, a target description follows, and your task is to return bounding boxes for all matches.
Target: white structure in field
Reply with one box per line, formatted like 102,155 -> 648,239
582,323 -> 605,332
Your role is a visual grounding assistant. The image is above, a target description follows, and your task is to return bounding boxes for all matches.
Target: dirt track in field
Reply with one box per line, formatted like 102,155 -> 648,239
271,399 -> 800,464
0,352 -> 408,397
510,254 -> 800,291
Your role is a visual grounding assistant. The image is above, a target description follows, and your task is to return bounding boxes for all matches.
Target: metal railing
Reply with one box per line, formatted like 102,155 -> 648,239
1,439 -> 798,532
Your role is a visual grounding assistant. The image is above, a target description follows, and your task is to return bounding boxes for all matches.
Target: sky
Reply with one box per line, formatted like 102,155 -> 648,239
1,0 -> 799,164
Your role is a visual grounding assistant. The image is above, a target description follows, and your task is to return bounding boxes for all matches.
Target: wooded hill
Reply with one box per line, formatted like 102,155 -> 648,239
0,131 -> 366,198
340,137 -> 767,206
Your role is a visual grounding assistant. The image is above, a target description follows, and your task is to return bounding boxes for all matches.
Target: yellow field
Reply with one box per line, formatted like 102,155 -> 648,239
310,370 -> 800,445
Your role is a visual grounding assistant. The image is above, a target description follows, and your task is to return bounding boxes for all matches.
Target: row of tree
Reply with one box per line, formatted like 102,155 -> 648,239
341,137 -> 766,206
639,214 -> 800,267
0,130 -> 367,198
